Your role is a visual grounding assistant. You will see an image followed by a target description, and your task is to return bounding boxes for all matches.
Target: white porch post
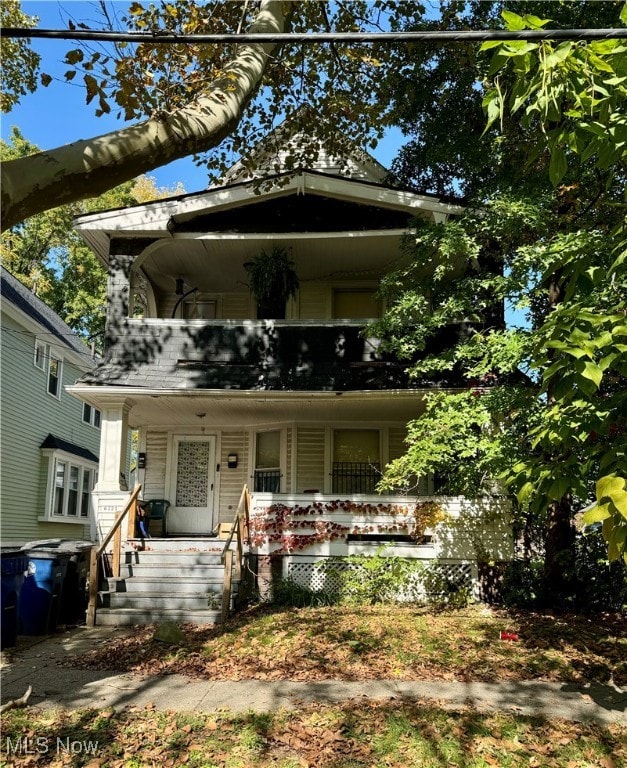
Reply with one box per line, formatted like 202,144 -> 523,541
96,399 -> 132,492
92,398 -> 133,543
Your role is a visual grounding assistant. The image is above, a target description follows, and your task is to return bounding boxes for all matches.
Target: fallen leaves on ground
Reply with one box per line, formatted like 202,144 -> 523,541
1,701 -> 625,768
65,605 -> 626,686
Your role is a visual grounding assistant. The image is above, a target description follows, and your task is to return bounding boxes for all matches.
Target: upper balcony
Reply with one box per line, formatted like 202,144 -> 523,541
85,317 -> 473,392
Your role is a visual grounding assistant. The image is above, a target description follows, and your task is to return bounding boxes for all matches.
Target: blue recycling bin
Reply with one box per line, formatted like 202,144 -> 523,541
1,548 -> 28,648
19,543 -> 70,635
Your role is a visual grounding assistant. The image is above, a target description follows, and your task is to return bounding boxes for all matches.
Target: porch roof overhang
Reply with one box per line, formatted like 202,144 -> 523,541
73,171 -> 464,264
65,386 -> 448,428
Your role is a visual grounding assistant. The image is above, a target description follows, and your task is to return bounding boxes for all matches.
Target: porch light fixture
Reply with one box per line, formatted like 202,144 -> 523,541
175,277 -> 185,295
228,453 -> 238,469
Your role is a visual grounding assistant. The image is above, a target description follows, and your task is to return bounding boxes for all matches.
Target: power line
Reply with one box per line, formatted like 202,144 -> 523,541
1,27 -> 626,44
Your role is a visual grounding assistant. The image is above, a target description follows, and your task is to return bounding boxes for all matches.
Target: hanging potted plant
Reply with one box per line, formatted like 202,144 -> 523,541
245,246 -> 299,319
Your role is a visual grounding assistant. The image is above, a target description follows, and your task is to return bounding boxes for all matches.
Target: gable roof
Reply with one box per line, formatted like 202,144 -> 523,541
218,115 -> 389,186
0,266 -> 96,368
74,169 -> 464,262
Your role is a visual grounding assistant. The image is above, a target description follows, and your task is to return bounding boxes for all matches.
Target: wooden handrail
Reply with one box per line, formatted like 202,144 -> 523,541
220,484 -> 250,623
86,484 -> 142,627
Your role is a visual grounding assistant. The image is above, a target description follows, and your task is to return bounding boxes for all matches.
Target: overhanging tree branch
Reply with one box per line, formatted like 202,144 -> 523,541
0,0 -> 290,231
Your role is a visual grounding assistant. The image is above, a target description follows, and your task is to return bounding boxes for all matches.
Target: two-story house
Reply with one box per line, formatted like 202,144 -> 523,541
1,267 -> 100,543
69,133 -> 513,616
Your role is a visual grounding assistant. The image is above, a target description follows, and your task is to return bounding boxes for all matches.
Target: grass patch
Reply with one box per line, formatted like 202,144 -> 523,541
1,702 -> 624,767
69,605 -> 627,686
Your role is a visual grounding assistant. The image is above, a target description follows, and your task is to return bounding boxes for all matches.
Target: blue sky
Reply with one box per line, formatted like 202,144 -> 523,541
2,1 -> 405,193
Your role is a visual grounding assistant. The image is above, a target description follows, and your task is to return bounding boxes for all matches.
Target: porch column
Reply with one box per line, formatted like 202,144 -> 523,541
95,399 -> 133,492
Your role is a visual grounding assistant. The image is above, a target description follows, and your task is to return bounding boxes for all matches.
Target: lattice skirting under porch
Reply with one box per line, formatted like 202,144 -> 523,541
284,557 -> 478,600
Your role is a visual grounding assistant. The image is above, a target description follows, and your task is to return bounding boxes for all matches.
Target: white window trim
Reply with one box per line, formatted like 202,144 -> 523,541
40,448 -> 97,524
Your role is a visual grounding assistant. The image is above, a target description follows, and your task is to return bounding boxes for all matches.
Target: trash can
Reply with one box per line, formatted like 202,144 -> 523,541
1,547 -> 28,648
19,541 -> 71,635
56,541 -> 93,624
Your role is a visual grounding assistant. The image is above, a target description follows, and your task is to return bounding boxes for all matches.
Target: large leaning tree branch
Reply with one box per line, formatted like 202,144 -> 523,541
1,0 -> 290,231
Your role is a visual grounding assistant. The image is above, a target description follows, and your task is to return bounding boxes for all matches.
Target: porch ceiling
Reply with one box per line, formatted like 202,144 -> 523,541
140,230 -> 408,295
77,389 -> 429,428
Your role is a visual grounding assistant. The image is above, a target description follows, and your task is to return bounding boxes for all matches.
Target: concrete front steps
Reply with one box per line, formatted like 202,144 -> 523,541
95,538 -> 243,626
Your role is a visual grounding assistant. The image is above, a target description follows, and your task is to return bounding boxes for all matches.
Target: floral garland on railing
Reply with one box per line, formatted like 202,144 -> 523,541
249,499 -> 445,553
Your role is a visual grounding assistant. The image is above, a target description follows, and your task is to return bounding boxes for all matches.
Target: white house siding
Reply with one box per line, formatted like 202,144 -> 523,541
219,431 -> 249,524
249,493 -> 513,562
298,284 -> 329,320
142,431 -> 168,500
222,293 -> 251,320
295,426 -> 326,492
0,313 -> 96,542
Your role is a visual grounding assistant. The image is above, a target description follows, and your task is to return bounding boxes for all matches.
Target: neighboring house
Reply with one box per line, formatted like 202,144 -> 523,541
69,131 -> 513,597
0,267 -> 100,543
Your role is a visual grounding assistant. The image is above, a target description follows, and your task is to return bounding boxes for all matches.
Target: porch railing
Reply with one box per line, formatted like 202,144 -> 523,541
86,484 -> 142,628
332,462 -> 381,494
220,484 -> 250,624
253,469 -> 281,493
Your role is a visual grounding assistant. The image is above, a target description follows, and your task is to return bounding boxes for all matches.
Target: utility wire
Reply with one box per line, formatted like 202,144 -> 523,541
1,27 -> 626,43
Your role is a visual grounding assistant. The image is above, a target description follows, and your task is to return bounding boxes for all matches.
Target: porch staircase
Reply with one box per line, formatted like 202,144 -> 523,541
95,539 -> 244,626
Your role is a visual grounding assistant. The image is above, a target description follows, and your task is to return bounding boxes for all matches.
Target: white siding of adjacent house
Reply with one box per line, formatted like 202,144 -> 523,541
0,313 -> 96,542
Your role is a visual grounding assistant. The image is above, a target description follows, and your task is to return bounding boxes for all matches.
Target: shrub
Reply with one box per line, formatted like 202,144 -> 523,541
271,577 -> 337,608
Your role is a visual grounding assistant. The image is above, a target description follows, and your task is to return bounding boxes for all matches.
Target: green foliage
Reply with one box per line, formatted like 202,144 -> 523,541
0,0 -> 40,113
319,548 -> 424,605
244,246 -> 299,318
381,2 -> 627,572
271,577 -> 337,608
0,128 -> 185,343
501,530 -> 627,612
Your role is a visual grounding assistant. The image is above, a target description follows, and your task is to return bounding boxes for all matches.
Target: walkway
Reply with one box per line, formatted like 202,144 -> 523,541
1,627 -> 625,726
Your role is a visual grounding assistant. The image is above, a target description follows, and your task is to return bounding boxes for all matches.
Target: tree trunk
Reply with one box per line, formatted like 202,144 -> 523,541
1,1 -> 290,230
543,494 -> 575,603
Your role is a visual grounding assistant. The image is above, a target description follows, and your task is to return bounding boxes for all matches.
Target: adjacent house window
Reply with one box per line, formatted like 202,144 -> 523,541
45,452 -> 97,521
34,340 -> 47,370
254,430 -> 281,492
82,403 -> 101,428
47,355 -> 62,397
332,429 -> 381,493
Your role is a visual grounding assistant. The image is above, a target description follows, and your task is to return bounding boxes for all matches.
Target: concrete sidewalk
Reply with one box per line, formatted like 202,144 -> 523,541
1,626 -> 625,726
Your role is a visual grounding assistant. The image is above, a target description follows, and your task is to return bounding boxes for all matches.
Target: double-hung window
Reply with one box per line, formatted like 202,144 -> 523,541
82,403 -> 101,428
332,429 -> 381,494
35,340 -> 64,398
253,430 -> 282,492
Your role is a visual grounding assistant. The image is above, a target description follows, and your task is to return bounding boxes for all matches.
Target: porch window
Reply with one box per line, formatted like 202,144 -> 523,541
332,429 -> 381,494
254,430 -> 281,492
332,290 -> 380,319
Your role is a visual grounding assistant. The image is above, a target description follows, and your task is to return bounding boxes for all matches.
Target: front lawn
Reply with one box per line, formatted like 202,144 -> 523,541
70,605 -> 626,686
1,701 -> 625,768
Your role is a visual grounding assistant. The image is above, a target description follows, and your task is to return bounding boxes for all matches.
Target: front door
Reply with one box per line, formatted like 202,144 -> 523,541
168,436 -> 216,534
